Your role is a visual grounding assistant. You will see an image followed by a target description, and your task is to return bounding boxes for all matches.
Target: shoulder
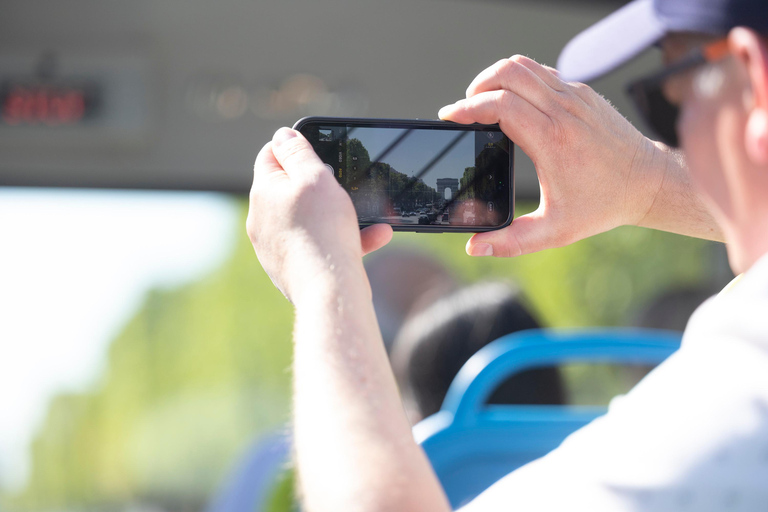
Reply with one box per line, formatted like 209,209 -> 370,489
685,260 -> 768,353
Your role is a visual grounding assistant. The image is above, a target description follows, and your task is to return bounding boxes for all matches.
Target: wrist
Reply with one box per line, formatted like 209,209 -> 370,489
624,138 -> 676,228
287,248 -> 369,309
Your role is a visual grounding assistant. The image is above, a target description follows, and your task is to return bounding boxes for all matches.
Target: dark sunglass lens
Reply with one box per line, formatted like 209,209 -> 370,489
629,81 -> 680,148
646,88 -> 679,147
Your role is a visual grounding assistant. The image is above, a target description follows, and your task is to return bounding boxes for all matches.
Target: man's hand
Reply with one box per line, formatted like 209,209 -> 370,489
246,128 -> 392,304
439,55 -> 711,257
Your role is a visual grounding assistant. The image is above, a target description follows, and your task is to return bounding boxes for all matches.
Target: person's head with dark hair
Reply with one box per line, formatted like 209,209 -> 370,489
389,282 -> 564,424
634,287 -> 715,332
364,247 -> 459,353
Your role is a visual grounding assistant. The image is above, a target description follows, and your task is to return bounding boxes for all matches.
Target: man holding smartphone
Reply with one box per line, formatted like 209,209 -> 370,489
246,0 -> 768,509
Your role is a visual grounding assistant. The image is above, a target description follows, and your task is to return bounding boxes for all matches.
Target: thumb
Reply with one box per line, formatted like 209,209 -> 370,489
360,224 -> 393,256
271,128 -> 326,181
466,209 -> 567,257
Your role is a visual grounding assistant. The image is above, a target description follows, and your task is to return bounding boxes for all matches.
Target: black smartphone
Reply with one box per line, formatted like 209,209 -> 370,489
293,117 -> 514,232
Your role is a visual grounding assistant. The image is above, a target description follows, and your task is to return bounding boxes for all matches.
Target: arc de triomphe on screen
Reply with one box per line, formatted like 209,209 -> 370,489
436,178 -> 459,201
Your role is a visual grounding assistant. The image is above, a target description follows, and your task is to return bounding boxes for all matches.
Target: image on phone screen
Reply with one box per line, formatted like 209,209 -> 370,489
298,120 -> 513,230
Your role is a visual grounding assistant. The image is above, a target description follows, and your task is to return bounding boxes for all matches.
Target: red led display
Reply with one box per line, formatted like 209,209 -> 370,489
1,83 -> 99,127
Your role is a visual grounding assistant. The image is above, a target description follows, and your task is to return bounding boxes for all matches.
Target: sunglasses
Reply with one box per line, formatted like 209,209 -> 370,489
626,38 -> 730,148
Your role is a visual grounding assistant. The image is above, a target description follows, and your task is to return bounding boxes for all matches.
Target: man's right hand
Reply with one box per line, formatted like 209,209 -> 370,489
439,55 -> 675,257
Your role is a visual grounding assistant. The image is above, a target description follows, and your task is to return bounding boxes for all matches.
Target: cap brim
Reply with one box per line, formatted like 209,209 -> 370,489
557,0 -> 667,83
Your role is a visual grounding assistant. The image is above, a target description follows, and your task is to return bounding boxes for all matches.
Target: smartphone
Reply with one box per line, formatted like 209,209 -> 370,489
293,117 -> 514,232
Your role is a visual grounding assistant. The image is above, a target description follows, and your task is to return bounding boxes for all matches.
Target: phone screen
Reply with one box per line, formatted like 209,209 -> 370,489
298,119 -> 513,230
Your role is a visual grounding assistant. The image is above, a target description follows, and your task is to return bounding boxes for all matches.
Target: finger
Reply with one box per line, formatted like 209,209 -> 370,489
511,55 -> 566,92
464,209 -> 572,258
360,224 -> 393,256
439,90 -> 549,152
253,141 -> 288,182
513,58 -> 600,108
251,141 -> 290,206
465,57 -> 557,112
271,127 -> 327,182
248,143 -> 288,248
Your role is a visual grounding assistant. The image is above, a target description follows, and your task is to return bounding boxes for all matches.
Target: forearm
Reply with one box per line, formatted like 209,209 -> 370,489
291,257 -> 450,512
632,142 -> 724,242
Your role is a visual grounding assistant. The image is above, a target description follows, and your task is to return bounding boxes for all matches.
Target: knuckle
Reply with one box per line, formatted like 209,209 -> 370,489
496,237 -> 523,258
493,57 -> 510,71
495,90 -> 516,112
279,139 -> 311,162
552,88 -> 588,118
567,81 -> 597,104
548,72 -> 568,92
570,81 -> 590,92
495,58 -> 521,81
508,236 -> 525,258
509,54 -> 530,66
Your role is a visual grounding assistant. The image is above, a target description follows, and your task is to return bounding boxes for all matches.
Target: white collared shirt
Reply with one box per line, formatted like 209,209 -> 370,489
461,255 -> 768,512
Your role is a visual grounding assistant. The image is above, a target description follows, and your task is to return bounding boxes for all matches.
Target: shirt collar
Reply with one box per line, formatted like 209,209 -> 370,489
723,251 -> 768,298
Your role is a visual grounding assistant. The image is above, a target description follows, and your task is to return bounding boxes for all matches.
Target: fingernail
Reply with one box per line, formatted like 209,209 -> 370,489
274,127 -> 297,146
469,243 -> 493,257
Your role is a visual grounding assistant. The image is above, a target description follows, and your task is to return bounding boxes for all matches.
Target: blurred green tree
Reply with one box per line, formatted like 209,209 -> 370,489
6,203 -> 294,510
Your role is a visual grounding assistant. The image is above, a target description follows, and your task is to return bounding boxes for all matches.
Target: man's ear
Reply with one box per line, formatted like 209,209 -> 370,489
730,27 -> 768,165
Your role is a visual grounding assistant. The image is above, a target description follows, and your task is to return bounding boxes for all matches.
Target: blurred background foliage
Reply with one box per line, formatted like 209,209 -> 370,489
1,199 -> 720,512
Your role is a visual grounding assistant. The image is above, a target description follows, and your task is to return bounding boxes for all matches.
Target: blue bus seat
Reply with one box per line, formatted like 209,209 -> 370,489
206,430 -> 291,512
413,328 -> 682,510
